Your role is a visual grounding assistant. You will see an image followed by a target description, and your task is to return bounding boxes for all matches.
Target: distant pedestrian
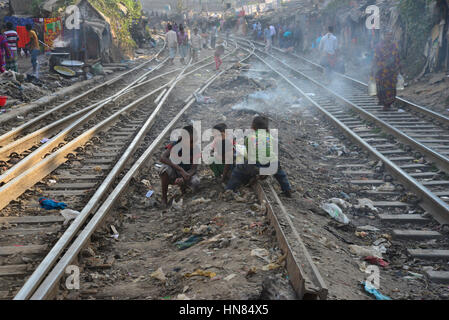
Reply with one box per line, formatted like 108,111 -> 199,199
4,22 -> 19,72
0,32 -> 12,73
190,28 -> 202,62
319,26 -> 338,80
165,24 -> 178,65
214,45 -> 224,70
177,24 -> 189,64
26,24 -> 40,77
372,30 -> 401,111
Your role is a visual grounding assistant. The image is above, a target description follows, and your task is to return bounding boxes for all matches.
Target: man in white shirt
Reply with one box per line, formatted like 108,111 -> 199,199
319,26 -> 338,78
165,24 -> 178,65
190,28 -> 202,62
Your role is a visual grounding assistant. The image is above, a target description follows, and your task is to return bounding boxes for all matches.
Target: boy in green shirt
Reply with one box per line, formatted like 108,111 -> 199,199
225,116 -> 292,197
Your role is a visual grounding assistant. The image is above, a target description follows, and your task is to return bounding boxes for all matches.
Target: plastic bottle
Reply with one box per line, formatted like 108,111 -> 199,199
321,203 -> 350,224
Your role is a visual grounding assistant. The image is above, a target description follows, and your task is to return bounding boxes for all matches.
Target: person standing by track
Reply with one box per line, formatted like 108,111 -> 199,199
177,24 -> 189,65
4,22 -> 19,72
371,30 -> 401,112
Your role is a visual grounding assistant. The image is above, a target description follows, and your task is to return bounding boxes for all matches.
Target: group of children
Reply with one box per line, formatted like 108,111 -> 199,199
159,116 -> 293,207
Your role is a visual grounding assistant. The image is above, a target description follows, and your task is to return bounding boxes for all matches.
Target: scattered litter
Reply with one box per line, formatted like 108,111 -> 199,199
40,138 -> 50,144
194,93 -> 216,104
404,271 -> 424,279
349,245 -> 383,258
329,198 -> 352,209
190,197 -> 211,205
262,263 -> 282,271
184,269 -> 216,279
364,256 -> 389,268
354,198 -> 378,212
151,267 -> 167,282
355,231 -> 368,238
175,235 -> 204,250
17,115 -> 24,120
246,266 -> 257,277
39,197 -> 67,210
94,166 -> 102,172
110,225 -> 119,240
224,274 -> 236,281
141,179 -> 152,188
172,198 -> 183,210
146,190 -> 154,198
60,209 -> 80,226
357,225 -> 380,232
398,109 -> 405,113
251,248 -> 270,262
339,192 -> 350,200
362,281 -> 392,300
306,93 -> 316,97
321,203 -> 350,224
176,294 -> 190,300
48,179 -> 57,184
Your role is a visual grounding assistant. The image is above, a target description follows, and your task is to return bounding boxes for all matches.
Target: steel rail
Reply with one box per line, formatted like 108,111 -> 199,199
15,41 -> 246,300
0,57 -> 169,187
0,42 -> 167,147
237,39 -> 449,225
13,58 -> 193,300
25,42 -> 251,300
0,47 -> 229,163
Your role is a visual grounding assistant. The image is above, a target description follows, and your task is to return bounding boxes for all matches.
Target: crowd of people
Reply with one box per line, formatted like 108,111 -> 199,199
0,22 -> 41,77
164,19 -> 227,70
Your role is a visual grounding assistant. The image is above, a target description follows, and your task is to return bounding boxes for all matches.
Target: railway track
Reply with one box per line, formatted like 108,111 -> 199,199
0,40 -> 246,300
234,37 -> 449,287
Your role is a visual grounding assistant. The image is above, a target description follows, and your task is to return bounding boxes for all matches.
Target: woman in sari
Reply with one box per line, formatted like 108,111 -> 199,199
372,31 -> 401,111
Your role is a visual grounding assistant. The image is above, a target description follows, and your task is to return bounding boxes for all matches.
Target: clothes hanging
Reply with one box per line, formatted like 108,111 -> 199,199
44,17 -> 63,51
16,26 -> 30,49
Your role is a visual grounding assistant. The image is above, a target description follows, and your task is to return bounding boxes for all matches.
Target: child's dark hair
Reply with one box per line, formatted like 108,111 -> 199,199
252,116 -> 269,130
26,24 -> 32,31
213,123 -> 227,133
6,22 -> 13,30
167,24 -> 172,30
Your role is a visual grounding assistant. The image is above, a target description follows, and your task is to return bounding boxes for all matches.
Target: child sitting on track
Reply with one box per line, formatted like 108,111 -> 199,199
226,116 -> 293,197
159,125 -> 201,207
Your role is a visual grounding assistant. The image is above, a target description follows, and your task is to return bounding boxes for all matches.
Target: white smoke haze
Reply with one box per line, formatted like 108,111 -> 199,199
53,36 -> 70,48
230,61 -> 311,115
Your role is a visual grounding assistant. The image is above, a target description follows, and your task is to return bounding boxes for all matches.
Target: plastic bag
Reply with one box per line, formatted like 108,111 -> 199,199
368,77 -> 377,96
396,74 -> 405,90
321,203 -> 350,224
